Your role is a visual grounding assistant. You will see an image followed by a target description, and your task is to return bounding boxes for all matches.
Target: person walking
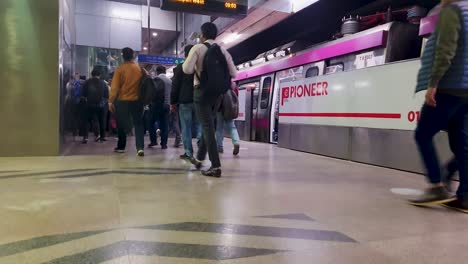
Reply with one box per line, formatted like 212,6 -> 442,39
171,45 -> 201,162
183,22 -> 237,177
109,47 -> 145,156
81,68 -> 109,143
410,0 -> 468,213
216,83 -> 241,155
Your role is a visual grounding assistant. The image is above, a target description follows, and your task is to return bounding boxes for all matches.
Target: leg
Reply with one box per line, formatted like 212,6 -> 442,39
195,102 -> 221,168
82,106 -> 91,141
173,111 -> 182,146
159,105 -> 170,148
148,107 -> 157,146
96,107 -> 106,140
115,101 -> 129,150
226,119 -> 240,146
215,112 -> 224,150
453,104 -> 468,200
179,104 -> 194,157
129,101 -> 145,151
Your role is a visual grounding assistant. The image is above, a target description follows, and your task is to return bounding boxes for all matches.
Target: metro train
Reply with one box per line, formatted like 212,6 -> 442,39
232,9 -> 453,173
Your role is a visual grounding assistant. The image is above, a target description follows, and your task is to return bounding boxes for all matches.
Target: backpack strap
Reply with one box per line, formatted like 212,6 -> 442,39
195,43 -> 213,82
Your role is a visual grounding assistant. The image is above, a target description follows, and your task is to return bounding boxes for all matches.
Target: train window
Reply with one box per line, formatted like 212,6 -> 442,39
305,67 -> 319,78
325,63 -> 344,75
260,77 -> 272,109
253,91 -> 259,110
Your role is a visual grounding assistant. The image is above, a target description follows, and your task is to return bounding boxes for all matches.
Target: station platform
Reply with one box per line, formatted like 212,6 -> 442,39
0,138 -> 467,264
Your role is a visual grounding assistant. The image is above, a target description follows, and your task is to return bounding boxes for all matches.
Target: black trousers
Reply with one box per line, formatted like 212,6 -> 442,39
115,100 -> 144,151
83,106 -> 105,140
195,100 -> 221,168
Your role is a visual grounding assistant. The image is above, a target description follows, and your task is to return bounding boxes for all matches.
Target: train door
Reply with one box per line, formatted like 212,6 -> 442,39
252,74 -> 274,143
235,82 -> 259,141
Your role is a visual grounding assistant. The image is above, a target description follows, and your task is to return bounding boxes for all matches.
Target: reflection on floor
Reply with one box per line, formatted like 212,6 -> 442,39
0,137 -> 467,263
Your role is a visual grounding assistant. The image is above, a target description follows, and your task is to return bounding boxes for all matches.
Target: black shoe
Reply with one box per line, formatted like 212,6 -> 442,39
441,198 -> 468,213
180,153 -> 191,160
190,158 -> 202,170
137,150 -> 145,157
81,138 -> 88,144
408,186 -> 456,206
148,143 -> 158,148
161,145 -> 168,150
218,147 -> 224,154
114,148 -> 125,153
174,139 -> 181,148
201,167 -> 222,178
233,144 -> 240,156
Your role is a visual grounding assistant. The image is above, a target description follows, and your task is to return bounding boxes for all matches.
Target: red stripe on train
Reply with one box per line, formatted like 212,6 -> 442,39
279,113 -> 402,119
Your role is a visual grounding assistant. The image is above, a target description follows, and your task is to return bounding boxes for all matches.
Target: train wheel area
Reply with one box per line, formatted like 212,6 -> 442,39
0,138 -> 466,264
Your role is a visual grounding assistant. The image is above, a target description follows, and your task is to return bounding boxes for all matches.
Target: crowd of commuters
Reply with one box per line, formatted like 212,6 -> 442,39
64,22 -> 240,178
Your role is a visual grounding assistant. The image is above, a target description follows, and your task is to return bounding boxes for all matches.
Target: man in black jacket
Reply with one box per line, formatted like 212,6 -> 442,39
171,45 -> 201,162
81,69 -> 109,143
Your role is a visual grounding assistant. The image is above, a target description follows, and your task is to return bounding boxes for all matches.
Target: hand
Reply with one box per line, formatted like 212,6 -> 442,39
425,87 -> 437,107
109,103 -> 115,113
170,105 -> 177,113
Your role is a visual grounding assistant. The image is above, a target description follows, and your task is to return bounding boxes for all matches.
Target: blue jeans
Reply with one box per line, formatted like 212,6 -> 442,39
415,93 -> 468,199
179,104 -> 201,157
216,112 -> 240,149
149,104 -> 169,147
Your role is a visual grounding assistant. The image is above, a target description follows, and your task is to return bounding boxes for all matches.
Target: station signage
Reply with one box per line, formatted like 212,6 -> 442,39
160,0 -> 248,17
138,55 -> 185,65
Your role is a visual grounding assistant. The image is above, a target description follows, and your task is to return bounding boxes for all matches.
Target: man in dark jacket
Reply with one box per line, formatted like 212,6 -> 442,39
410,0 -> 468,213
81,69 -> 109,143
171,45 -> 201,162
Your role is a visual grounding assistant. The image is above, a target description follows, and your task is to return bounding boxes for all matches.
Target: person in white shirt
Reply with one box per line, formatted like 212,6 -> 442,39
183,22 -> 238,177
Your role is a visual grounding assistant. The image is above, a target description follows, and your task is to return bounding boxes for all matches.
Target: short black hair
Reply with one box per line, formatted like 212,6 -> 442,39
91,68 -> 101,77
80,75 -> 86,80
122,47 -> 134,61
156,65 -> 166,75
201,22 -> 218,40
184,45 -> 194,58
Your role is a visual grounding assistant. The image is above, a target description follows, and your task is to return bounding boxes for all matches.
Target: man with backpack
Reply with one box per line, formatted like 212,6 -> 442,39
183,22 -> 238,177
81,68 -> 109,143
146,65 -> 172,150
109,47 -> 145,157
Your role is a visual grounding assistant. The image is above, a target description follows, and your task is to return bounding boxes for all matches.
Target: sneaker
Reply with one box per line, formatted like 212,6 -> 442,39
137,150 -> 145,157
190,158 -> 203,170
408,186 -> 456,206
114,148 -> 125,153
218,147 -> 224,154
161,145 -> 168,150
148,143 -> 158,148
180,153 -> 191,160
201,167 -> 222,178
233,144 -> 240,156
441,198 -> 468,213
174,140 -> 181,148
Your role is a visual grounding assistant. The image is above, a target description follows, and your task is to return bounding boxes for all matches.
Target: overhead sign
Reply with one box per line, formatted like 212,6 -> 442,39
137,55 -> 185,65
160,0 -> 248,17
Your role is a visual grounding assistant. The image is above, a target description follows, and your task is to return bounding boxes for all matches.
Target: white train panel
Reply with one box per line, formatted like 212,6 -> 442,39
279,60 -> 425,131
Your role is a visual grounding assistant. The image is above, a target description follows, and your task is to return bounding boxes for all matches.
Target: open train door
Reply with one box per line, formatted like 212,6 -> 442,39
234,82 -> 258,141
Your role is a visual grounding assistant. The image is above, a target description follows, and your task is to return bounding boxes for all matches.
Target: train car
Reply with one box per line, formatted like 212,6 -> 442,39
232,11 -> 452,174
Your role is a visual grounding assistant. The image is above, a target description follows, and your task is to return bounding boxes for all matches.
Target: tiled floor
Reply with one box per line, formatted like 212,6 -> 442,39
0,137 -> 467,263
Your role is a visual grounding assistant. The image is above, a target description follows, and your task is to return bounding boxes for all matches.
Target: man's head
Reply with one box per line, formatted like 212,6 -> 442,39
156,65 -> 166,75
91,68 -> 101,78
200,22 -> 218,42
122,47 -> 134,62
184,45 -> 194,58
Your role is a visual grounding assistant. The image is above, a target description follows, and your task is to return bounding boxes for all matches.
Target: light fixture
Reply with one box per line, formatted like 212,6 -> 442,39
143,47 -> 148,50
152,32 -> 158,37
223,33 -> 241,44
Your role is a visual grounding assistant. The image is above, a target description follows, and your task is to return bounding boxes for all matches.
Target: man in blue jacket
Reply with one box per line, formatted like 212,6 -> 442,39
410,0 -> 468,213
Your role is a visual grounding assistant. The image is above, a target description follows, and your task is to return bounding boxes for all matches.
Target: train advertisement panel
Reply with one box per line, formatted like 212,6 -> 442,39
236,88 -> 247,121
278,60 -> 425,131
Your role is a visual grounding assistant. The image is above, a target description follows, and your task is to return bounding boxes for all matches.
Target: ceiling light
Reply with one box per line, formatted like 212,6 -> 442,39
223,33 -> 241,44
143,47 -> 148,50
152,32 -> 158,37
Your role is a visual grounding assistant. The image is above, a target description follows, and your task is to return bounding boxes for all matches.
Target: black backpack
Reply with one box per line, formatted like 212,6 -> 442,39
199,43 -> 231,100
152,77 -> 166,106
140,74 -> 157,105
85,79 -> 105,106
